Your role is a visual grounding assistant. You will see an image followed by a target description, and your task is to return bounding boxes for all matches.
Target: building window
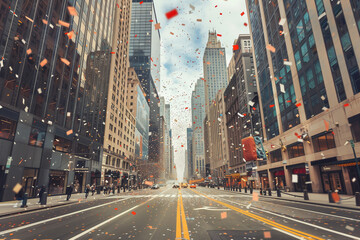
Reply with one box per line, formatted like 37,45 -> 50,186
312,132 -> 336,152
349,114 -> 360,142
0,116 -> 17,141
53,136 -> 72,153
29,120 -> 46,147
270,149 -> 282,163
287,142 -> 305,159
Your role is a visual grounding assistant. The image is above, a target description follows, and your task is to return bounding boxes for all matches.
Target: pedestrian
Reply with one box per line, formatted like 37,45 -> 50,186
84,184 -> 90,199
66,183 -> 73,201
103,185 -> 107,195
91,184 -> 96,196
38,185 -> 45,204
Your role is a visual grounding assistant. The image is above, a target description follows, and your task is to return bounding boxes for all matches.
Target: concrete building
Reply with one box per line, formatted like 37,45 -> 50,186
203,31 -> 229,113
191,78 -> 206,177
127,67 -> 150,163
102,0 -> 135,187
186,128 -> 193,180
129,0 -> 161,166
246,0 -> 360,194
224,34 -> 263,187
207,90 -> 229,180
0,0 -> 117,200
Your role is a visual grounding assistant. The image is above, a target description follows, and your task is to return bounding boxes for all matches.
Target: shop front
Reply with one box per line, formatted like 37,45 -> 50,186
340,162 -> 360,194
74,168 -> 89,193
287,164 -> 311,192
258,171 -> 269,189
320,165 -> 346,194
21,168 -> 39,198
91,170 -> 102,186
48,170 -> 68,195
270,168 -> 286,190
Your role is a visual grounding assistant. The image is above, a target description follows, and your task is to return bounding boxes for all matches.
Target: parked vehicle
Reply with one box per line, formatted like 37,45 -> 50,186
151,184 -> 159,189
173,184 -> 179,188
190,184 -> 196,188
181,183 -> 188,188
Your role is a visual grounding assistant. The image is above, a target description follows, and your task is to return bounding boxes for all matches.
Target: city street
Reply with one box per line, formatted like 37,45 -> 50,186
0,186 -> 359,240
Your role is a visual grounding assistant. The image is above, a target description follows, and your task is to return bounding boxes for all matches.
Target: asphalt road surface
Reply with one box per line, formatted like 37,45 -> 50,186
0,186 -> 359,240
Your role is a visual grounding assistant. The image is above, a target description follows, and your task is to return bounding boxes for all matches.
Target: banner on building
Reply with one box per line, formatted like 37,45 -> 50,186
242,137 -> 257,161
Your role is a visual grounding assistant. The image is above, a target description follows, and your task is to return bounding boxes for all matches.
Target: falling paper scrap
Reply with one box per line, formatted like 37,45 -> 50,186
284,61 -> 292,66
58,20 -> 70,28
13,183 -> 22,194
154,23 -> 161,30
266,44 -> 276,53
40,58 -> 48,67
280,83 -> 285,93
67,6 -> 78,16
61,58 -> 70,66
248,100 -> 255,107
221,212 -> 227,219
165,9 -> 178,19
66,129 -> 73,135
26,48 -> 32,55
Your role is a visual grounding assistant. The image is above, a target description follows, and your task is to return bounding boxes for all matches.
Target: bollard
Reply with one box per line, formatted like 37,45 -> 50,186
250,188 -> 253,194
328,191 -> 335,203
304,189 -> 309,200
268,188 -> 272,196
239,186 -> 241,192
263,190 -> 267,196
260,188 -> 263,195
21,193 -> 28,208
40,192 -> 47,205
356,192 -> 360,206
97,187 -> 101,194
277,189 -> 281,197
244,187 -> 247,193
117,186 -> 120,194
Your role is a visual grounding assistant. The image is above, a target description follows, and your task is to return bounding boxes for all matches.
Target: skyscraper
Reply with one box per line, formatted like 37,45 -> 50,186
246,0 -> 360,194
186,128 -> 193,180
203,31 -> 229,112
0,0 -> 116,200
129,0 -> 161,165
191,78 -> 206,177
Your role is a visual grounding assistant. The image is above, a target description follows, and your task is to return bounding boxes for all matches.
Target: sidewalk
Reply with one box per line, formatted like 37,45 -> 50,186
217,188 -> 360,210
0,189 -> 142,217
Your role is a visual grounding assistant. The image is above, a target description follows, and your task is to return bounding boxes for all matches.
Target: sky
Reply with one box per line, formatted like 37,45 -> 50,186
153,0 -> 249,180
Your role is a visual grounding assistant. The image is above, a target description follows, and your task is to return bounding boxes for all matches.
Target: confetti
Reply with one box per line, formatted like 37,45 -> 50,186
295,103 -> 302,107
269,104 -> 275,108
154,23 -> 161,30
284,61 -> 292,66
67,6 -> 78,16
25,16 -> 33,22
58,20 -> 70,28
279,18 -> 286,25
324,120 -> 330,131
165,9 -> 178,19
26,48 -> 32,55
266,44 -> 276,53
253,192 -> 259,201
241,12 -> 245,16
66,129 -> 73,135
131,211 -> 136,215
233,45 -> 239,51
61,58 -> 70,66
344,103 -> 350,107
221,212 -> 227,219
139,1 -> 143,4
66,31 -> 74,39
42,19 -> 48,25
13,183 -> 22,194
264,231 -> 271,238
40,59 -> 48,67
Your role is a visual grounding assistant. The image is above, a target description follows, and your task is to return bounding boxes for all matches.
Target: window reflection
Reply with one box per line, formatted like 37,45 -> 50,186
0,116 -> 17,141
53,136 -> 72,153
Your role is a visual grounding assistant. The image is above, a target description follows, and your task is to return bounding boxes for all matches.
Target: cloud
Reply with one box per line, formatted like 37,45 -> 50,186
153,0 -> 249,180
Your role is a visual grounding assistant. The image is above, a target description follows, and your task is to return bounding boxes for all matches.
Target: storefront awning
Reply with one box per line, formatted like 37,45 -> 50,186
225,173 -> 240,178
311,157 -> 356,166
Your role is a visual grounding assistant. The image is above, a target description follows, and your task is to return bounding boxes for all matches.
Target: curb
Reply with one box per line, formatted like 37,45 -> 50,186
0,201 -> 76,218
218,189 -> 360,211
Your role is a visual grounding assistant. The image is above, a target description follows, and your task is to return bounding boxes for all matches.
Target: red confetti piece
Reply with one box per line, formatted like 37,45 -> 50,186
295,103 -> 302,107
244,23 -> 248,26
149,20 -> 153,22
233,45 -> 239,50
139,1 -> 143,4
135,34 -> 137,38
147,205 -> 149,207
111,52 -> 115,54
114,208 -> 118,210
286,100 -> 292,103
217,34 -> 222,37
269,104 -> 275,108
220,13 -> 222,15
131,211 -> 136,215
344,103 -> 350,107
241,12 -> 245,16
165,9 -> 178,19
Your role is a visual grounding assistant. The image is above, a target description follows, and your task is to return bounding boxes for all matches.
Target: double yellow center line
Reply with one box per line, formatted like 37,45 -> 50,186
189,189 -> 324,240
176,188 -> 190,240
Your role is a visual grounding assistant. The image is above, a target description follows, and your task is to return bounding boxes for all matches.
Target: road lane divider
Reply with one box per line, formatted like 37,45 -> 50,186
189,189 -> 324,240
176,189 -> 190,240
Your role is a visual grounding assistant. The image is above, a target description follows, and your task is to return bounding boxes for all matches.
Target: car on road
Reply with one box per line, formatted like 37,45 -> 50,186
172,184 -> 179,188
190,184 -> 196,188
180,183 -> 188,188
151,184 -> 159,189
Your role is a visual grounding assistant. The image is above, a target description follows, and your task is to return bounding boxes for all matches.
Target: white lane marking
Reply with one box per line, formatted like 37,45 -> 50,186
272,227 -> 306,240
0,198 -> 128,236
222,198 -> 360,240
171,195 -> 176,198
68,197 -> 153,240
68,188 -> 172,240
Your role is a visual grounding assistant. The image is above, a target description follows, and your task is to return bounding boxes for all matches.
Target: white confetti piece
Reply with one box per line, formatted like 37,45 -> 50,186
37,88 -> 42,94
280,84 -> 285,93
9,66 -> 13,71
320,95 -> 326,100
24,106 -> 29,112
21,39 -> 26,44
279,18 -> 286,26
248,101 -> 255,107
345,225 -> 354,231
284,61 -> 292,66
67,112 -> 71,117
